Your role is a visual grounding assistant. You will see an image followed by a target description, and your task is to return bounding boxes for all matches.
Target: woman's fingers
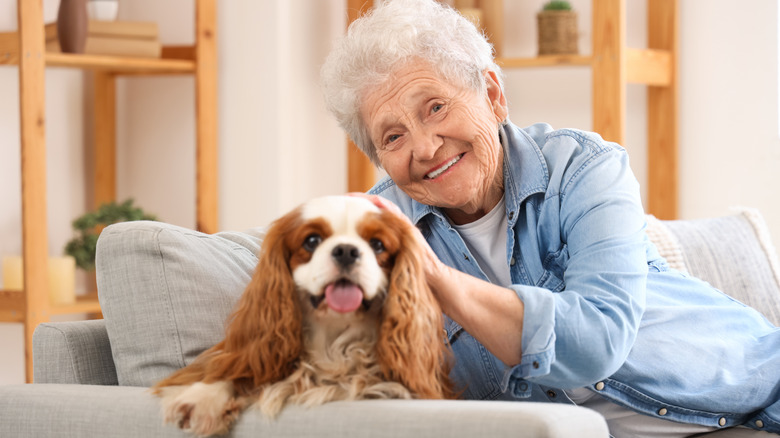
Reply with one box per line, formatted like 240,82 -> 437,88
346,192 -> 405,217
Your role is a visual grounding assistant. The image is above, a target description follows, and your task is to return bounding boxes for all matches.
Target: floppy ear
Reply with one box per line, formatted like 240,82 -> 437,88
376,219 -> 454,399
153,210 -> 303,396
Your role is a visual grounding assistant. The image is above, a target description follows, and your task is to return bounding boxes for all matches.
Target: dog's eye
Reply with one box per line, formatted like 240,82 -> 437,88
303,234 -> 322,252
369,238 -> 385,254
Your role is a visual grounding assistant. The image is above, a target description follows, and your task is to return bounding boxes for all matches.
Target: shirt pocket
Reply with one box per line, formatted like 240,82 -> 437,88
445,317 -> 502,400
537,244 -> 568,292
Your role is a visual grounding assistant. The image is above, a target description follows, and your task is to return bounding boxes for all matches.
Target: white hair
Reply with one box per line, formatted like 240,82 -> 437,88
320,0 -> 503,166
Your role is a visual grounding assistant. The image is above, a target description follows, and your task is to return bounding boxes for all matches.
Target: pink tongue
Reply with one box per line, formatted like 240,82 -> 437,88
325,282 -> 363,313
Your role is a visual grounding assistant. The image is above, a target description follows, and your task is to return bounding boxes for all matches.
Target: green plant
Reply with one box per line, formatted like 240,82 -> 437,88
65,199 -> 157,270
543,1 -> 572,11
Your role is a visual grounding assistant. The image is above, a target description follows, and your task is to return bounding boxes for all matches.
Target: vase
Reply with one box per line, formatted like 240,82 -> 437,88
58,0 -> 88,54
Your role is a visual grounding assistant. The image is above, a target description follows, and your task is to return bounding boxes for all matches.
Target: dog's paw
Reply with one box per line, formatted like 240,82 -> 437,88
158,382 -> 243,436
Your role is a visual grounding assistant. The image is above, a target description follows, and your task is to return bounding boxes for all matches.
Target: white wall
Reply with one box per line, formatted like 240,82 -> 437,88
1,0 -> 779,384
0,0 -> 346,384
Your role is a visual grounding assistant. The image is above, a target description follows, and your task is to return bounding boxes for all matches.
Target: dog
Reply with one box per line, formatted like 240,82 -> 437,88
153,195 -> 453,436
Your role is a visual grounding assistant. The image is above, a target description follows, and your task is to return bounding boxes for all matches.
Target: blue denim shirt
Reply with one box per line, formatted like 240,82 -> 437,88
369,122 -> 780,434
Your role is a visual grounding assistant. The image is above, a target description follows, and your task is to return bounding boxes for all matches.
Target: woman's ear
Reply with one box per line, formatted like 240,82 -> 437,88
484,69 -> 508,123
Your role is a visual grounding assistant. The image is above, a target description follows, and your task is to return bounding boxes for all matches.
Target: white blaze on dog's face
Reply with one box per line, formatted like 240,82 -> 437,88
291,196 -> 392,315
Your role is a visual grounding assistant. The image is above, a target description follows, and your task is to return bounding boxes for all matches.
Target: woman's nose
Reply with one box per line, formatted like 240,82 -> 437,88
409,128 -> 443,161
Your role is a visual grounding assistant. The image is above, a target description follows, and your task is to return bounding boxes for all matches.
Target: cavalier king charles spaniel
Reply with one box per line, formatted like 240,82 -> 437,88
153,195 -> 453,436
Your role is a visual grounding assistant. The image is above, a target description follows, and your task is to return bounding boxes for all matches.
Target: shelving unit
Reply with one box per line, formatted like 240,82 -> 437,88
0,0 -> 218,382
346,0 -> 678,221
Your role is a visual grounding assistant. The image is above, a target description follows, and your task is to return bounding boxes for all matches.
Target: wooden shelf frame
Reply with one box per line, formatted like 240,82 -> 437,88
3,0 -> 219,383
346,0 -> 678,220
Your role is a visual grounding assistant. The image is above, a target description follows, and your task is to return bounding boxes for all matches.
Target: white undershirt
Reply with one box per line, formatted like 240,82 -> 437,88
450,195 -> 511,286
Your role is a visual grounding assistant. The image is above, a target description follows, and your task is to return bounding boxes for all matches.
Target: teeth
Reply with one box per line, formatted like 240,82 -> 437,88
426,155 -> 461,179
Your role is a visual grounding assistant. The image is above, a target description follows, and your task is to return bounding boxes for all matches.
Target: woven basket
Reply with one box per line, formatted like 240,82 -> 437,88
537,10 -> 578,55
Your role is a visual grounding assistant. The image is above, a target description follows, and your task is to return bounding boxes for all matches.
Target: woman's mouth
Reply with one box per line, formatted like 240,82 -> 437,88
425,154 -> 464,180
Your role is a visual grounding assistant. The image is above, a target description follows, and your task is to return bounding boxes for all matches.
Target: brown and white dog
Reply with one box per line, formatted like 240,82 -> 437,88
153,195 -> 453,436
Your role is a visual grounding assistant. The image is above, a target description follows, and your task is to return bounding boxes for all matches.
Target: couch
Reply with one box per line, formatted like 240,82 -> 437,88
1,208 -> 779,438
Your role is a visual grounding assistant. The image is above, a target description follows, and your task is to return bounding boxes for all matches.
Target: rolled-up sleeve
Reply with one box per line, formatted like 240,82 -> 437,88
505,134 -> 648,390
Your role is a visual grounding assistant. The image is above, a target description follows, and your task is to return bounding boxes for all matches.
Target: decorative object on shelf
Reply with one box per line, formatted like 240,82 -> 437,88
2,256 -> 77,305
537,0 -> 578,55
87,0 -> 119,22
45,20 -> 162,57
57,0 -> 88,53
65,199 -> 157,272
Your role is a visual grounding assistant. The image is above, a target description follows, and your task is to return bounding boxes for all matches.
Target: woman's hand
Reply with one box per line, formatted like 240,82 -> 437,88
347,192 -> 448,283
347,192 -> 525,367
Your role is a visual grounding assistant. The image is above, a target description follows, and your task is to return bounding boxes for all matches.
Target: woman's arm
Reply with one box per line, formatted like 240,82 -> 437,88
352,193 -> 525,366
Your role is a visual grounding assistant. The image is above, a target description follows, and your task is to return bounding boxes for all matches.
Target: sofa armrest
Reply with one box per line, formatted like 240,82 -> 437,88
33,319 -> 118,385
0,384 -> 608,438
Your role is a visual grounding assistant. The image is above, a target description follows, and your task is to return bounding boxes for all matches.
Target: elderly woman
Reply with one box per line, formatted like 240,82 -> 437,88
320,0 -> 780,436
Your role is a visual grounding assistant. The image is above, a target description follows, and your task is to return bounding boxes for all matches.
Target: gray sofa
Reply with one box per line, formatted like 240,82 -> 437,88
2,208 -> 779,438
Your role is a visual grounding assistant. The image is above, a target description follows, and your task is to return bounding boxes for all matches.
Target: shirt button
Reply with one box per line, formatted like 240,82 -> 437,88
595,382 -> 605,391
510,257 -> 516,266
547,390 -> 557,398
658,408 -> 668,416
756,420 -> 765,429
719,418 -> 727,427
532,361 -> 540,369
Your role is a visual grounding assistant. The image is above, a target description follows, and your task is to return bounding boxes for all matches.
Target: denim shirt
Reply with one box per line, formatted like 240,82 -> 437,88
368,122 -> 780,434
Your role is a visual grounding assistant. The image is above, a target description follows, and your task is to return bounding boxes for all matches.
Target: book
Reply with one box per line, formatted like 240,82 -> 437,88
45,21 -> 158,41
46,36 -> 162,58
88,20 -> 158,40
44,20 -> 162,58
84,35 -> 161,57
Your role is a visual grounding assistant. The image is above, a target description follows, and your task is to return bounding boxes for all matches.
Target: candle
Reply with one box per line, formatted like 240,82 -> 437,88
2,256 -> 77,305
2,256 -> 23,291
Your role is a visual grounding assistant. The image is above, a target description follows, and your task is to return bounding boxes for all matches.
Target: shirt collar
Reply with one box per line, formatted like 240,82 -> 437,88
500,121 -> 550,226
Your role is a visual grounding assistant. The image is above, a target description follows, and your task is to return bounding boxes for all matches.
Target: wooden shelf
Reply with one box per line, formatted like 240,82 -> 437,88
0,290 -> 25,323
0,290 -> 101,322
46,52 -> 195,75
7,0 -> 218,382
497,54 -> 593,68
50,293 -> 102,316
0,50 -> 195,75
498,48 -> 672,87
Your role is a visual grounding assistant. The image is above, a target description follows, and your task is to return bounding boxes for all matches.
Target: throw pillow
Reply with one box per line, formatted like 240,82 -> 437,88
95,221 -> 264,387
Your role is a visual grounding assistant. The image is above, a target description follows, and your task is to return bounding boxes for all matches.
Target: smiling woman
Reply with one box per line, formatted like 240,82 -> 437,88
320,0 -> 780,436
361,62 -> 506,224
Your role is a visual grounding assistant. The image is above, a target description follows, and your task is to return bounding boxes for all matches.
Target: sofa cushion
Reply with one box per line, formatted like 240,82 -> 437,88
646,208 -> 780,326
96,210 -> 780,388
95,221 -> 264,387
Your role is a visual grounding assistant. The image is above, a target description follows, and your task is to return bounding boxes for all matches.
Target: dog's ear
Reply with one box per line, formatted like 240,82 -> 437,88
376,214 -> 453,399
154,209 -> 303,396
217,209 -> 304,393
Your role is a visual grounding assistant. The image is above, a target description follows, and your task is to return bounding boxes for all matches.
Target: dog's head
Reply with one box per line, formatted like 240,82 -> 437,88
287,196 -> 397,320
223,195 -> 451,398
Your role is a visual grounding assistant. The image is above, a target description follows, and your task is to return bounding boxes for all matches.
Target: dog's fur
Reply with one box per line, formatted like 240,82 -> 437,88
152,196 -> 453,436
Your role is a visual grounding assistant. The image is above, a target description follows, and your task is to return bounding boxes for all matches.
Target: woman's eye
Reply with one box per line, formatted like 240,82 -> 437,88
431,103 -> 444,114
369,238 -> 385,254
303,234 -> 322,252
386,134 -> 401,144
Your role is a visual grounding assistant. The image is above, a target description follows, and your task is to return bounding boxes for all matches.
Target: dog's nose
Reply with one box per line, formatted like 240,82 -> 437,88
332,244 -> 360,267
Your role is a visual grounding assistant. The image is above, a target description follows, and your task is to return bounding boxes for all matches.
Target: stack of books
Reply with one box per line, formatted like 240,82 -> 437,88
46,20 -> 162,58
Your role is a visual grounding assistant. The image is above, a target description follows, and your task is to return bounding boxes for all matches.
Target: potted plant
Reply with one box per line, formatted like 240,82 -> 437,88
537,0 -> 579,55
65,199 -> 157,272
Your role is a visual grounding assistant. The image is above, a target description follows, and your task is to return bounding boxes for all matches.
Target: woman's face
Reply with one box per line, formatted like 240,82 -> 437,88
360,62 -> 508,224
